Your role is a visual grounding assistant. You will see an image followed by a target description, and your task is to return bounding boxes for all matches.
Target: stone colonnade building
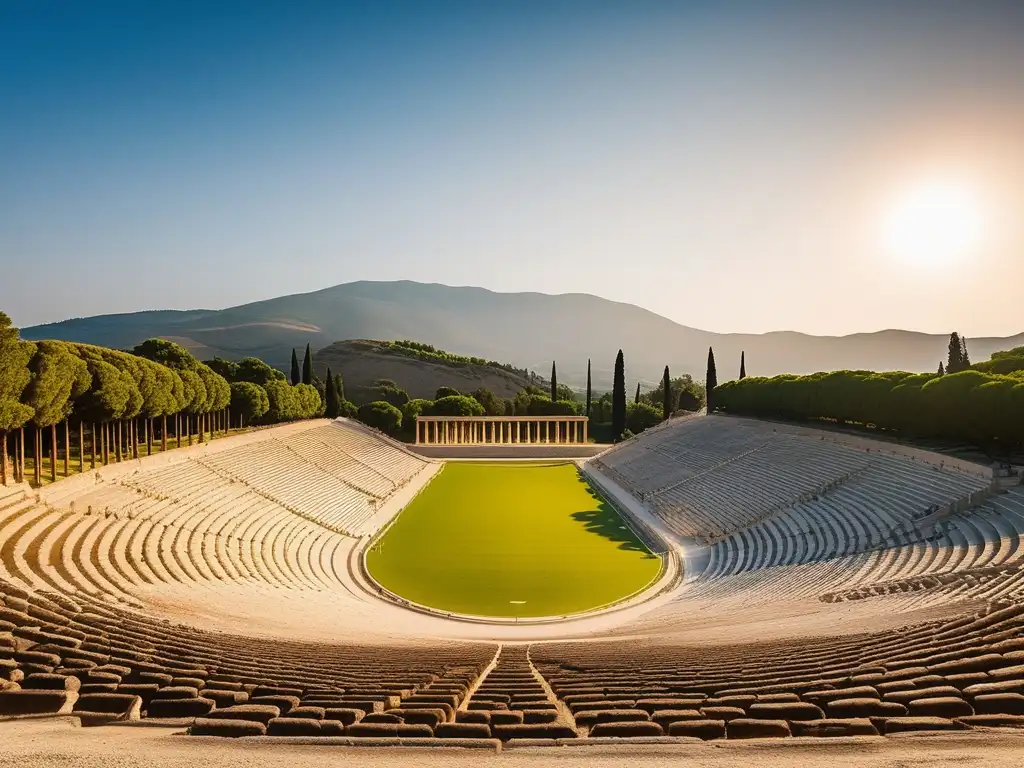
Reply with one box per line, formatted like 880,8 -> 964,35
415,415 -> 589,446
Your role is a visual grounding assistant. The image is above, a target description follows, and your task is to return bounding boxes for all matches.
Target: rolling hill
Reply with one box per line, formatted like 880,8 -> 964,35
315,340 -> 541,403
19,280 -> 1024,390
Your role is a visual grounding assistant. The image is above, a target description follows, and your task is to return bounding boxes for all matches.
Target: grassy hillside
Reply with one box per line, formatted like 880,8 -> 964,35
315,339 -> 542,403
20,280 -> 1024,389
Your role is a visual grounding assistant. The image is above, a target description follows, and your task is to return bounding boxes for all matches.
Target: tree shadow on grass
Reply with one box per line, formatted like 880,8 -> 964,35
571,493 -> 658,558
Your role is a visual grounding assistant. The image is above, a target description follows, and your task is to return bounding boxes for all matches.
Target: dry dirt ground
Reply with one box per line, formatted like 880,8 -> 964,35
2,719 -> 1024,768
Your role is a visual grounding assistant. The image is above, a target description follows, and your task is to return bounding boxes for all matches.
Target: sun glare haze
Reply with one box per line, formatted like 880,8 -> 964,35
881,178 -> 988,268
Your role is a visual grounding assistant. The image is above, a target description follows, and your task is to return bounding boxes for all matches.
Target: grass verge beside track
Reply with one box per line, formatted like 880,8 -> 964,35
365,461 -> 661,618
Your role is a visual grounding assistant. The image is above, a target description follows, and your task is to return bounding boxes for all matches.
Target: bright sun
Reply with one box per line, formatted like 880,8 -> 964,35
881,179 -> 986,267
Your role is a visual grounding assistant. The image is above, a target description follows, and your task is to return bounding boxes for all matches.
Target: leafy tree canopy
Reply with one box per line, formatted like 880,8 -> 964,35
230,381 -> 270,424
357,400 -> 403,434
133,338 -> 200,370
426,395 -> 485,417
24,341 -> 90,427
0,312 -> 35,430
627,400 -> 662,434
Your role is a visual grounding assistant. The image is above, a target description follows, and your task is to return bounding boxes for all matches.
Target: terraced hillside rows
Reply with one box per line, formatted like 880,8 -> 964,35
534,601 -> 1024,738
5,574 -> 1024,741
3,411 -> 1024,745
588,415 -> 1024,635
0,579 -> 495,735
0,420 -> 432,611
594,415 -> 992,546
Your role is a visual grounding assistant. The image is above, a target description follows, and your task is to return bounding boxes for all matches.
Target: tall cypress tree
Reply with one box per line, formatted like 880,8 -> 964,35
739,351 -> 746,379
333,371 -> 345,404
301,343 -> 313,385
635,382 -> 641,404
706,346 -> 718,412
324,366 -> 339,418
585,359 -> 592,417
947,332 -> 963,374
550,361 -> 557,401
611,350 -> 626,440
662,365 -> 671,421
290,349 -> 300,385
961,336 -> 970,369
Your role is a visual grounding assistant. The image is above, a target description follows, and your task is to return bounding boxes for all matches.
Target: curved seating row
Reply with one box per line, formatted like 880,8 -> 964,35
532,601 -> 1024,738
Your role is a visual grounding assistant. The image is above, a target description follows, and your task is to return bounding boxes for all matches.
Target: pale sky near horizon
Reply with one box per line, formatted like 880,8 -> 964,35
2,1 -> 1023,337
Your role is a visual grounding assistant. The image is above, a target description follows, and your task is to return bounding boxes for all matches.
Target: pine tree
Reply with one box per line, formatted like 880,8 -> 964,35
937,361 -> 945,376
612,350 -> 626,440
585,359 -> 592,418
662,365 -> 671,421
324,366 -> 339,418
635,382 -> 641,404
550,361 -> 557,401
301,343 -> 313,385
961,336 -> 970,369
947,332 -> 963,374
290,349 -> 300,385
706,346 -> 718,411
739,351 -> 746,379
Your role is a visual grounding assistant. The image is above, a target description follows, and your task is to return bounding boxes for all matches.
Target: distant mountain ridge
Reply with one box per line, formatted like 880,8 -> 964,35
20,280 -> 1024,390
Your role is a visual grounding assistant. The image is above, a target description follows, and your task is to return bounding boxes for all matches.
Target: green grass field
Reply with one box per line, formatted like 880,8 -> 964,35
365,462 -> 662,618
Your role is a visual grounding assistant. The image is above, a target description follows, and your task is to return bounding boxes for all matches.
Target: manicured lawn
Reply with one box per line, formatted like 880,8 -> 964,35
366,462 -> 661,618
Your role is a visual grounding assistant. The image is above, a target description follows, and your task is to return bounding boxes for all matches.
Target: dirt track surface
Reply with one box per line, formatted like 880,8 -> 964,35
3,719 -> 1024,768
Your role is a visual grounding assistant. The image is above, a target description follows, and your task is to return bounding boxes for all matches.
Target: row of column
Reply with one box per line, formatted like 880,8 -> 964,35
416,420 -> 587,445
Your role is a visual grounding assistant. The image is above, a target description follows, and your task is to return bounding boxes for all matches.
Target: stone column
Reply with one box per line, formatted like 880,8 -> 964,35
583,419 -> 588,444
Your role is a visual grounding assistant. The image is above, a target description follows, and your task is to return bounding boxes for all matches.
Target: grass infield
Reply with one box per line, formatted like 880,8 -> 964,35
365,461 -> 661,618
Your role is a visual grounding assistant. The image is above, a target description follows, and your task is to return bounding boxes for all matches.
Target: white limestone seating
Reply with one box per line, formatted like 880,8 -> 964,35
0,419 -> 434,607
593,415 -> 992,545
585,414 -> 1024,623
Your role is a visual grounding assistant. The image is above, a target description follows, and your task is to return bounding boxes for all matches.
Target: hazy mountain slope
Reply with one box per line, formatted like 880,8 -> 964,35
19,280 -> 1024,390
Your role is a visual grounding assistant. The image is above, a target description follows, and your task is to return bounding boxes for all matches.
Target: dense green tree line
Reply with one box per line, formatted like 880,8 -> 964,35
714,345 -> 1024,453
346,351 -> 700,443
0,314 -> 326,487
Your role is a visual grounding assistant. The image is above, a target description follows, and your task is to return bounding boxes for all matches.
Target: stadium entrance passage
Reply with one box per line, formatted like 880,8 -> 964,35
365,462 -> 662,619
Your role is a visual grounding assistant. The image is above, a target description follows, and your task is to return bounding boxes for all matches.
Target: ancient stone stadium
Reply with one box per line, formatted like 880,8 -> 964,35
3,412 -> 1024,765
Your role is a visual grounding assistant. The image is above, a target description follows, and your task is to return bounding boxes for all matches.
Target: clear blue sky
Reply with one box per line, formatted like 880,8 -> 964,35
2,1 -> 1023,336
